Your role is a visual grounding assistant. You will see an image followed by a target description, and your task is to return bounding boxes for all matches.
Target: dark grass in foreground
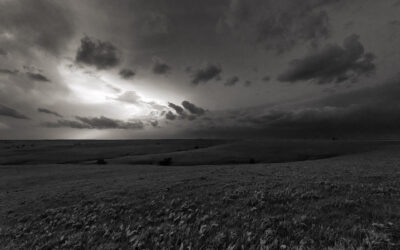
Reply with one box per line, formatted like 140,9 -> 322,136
1,147 -> 400,249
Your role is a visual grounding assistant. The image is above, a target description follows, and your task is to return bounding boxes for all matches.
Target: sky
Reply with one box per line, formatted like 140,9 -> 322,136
1,0 -> 400,139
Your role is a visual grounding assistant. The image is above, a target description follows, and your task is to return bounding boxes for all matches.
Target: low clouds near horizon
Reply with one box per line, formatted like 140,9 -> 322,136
0,105 -> 29,120
44,116 -> 144,130
38,108 -> 63,118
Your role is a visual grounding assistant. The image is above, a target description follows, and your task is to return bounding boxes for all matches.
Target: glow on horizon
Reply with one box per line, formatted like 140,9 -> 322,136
57,61 -> 168,120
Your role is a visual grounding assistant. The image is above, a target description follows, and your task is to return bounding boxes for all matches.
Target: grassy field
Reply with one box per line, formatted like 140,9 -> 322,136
1,140 -> 400,249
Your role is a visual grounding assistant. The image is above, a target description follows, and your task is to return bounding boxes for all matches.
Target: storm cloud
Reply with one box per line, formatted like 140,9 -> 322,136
152,58 -> 171,75
0,1 -> 398,139
244,80 -> 252,87
219,0 -> 341,54
44,116 -> 144,130
0,105 -> 29,120
119,69 -> 135,79
165,111 -> 177,120
0,0 -> 75,54
166,102 -> 199,121
242,104 -> 400,138
191,64 -> 222,84
75,36 -> 120,70
182,101 -> 205,115
0,69 -> 18,75
168,102 -> 185,115
27,72 -> 50,82
262,76 -> 270,82
224,76 -> 239,86
191,76 -> 400,138
38,108 -> 62,118
0,48 -> 7,56
278,34 -> 375,84
43,119 -> 90,129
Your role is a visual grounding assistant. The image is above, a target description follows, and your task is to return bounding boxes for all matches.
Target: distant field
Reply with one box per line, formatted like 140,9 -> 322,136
1,140 -> 400,249
0,139 -> 228,165
1,139 -> 398,165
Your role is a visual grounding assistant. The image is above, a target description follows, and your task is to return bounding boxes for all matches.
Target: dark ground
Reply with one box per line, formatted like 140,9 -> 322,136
1,139 -> 400,249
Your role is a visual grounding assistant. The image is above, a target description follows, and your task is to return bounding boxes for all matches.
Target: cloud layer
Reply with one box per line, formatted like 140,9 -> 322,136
27,72 -> 50,82
278,34 -> 375,84
44,116 -> 144,130
0,104 -> 29,119
224,76 -> 239,86
0,0 -> 398,139
182,101 -> 205,115
119,69 -> 135,79
218,0 -> 341,54
0,0 -> 75,54
75,36 -> 120,70
38,108 -> 62,118
152,58 -> 171,75
191,64 -> 222,85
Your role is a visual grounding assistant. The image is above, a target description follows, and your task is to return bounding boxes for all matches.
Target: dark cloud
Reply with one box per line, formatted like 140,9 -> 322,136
119,69 -> 136,79
0,104 -> 29,119
219,0 -> 341,54
168,102 -> 184,115
190,76 -> 400,139
278,34 -> 375,84
149,120 -> 159,127
344,21 -> 354,30
38,108 -> 62,118
257,8 -> 329,53
182,101 -> 205,115
43,119 -> 91,129
262,76 -> 270,82
191,64 -> 222,84
241,104 -> 400,138
75,36 -> 120,70
224,76 -> 239,86
0,69 -> 18,75
185,66 -> 192,73
0,48 -> 7,56
44,116 -> 144,130
166,102 -> 198,121
317,76 -> 400,108
389,20 -> 400,27
26,72 -> 50,82
152,58 -> 171,75
76,116 -> 144,129
0,0 -> 75,54
165,111 -> 177,120
191,104 -> 400,139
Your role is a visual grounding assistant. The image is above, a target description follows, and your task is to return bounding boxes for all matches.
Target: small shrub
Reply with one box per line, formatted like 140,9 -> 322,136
96,159 -> 107,165
158,157 -> 172,166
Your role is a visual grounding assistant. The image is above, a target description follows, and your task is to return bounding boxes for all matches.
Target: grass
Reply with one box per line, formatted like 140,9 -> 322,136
1,140 -> 400,249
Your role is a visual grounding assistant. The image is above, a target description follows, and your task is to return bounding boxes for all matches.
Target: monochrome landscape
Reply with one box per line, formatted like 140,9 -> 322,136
1,0 -> 400,249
